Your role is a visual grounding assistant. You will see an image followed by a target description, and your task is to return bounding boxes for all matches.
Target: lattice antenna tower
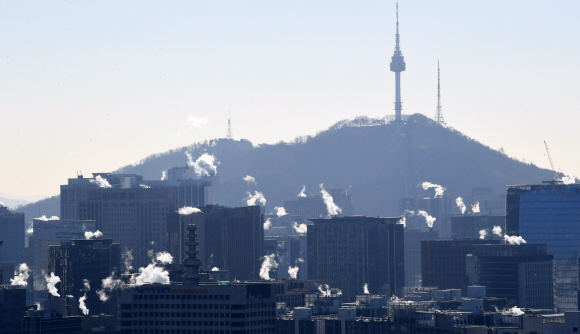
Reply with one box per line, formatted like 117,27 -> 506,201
227,111 -> 233,140
434,61 -> 445,125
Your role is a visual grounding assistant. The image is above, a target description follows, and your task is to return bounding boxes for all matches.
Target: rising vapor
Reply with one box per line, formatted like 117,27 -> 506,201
471,202 -> 480,213
10,263 -> 31,286
259,254 -> 278,280
186,152 -> 218,176
91,175 -> 112,188
422,182 -> 446,198
177,206 -> 201,215
84,230 -> 103,240
455,197 -> 466,214
246,191 -> 266,206
292,222 -> 307,234
417,210 -> 436,228
263,218 -> 272,230
45,272 -> 61,297
298,186 -> 306,197
320,184 -> 342,216
243,175 -> 256,186
275,206 -> 287,217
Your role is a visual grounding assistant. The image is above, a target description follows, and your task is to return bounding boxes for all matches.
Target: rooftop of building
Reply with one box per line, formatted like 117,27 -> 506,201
308,215 -> 401,225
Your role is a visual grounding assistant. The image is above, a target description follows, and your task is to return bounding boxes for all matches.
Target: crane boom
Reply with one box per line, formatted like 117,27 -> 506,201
544,141 -> 557,180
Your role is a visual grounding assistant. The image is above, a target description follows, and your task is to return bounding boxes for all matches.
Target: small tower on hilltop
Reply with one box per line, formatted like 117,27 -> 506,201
434,61 -> 445,125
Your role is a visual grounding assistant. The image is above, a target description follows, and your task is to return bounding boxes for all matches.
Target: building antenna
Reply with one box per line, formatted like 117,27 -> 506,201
227,111 -> 233,140
434,60 -> 445,125
390,2 -> 406,122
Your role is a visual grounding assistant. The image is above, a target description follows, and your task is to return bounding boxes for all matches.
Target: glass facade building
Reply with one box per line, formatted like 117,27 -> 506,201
510,184 -> 580,259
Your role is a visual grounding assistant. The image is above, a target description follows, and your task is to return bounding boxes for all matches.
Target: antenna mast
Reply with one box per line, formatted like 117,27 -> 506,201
227,111 -> 233,140
434,61 -> 445,125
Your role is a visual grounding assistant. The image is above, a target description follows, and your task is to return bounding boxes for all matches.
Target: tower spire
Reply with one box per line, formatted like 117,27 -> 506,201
434,61 -> 445,125
390,2 -> 406,122
227,111 -> 233,140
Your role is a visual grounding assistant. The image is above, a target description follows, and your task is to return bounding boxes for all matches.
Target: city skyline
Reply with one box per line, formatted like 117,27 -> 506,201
1,1 -> 579,198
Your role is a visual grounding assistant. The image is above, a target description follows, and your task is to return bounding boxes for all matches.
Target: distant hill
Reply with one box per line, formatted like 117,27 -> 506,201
15,195 -> 60,224
112,113 -> 552,216
18,114 -> 553,218
0,197 -> 30,209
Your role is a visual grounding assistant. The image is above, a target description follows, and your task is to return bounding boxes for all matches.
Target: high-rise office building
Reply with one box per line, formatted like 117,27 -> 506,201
0,285 -> 27,334
307,216 -> 404,301
404,228 -> 438,287
69,168 -> 218,267
422,239 -> 498,295
168,205 -> 264,281
466,243 -> 554,309
49,238 -> 120,316
0,204 -> 25,264
506,182 -> 580,311
120,224 -> 277,333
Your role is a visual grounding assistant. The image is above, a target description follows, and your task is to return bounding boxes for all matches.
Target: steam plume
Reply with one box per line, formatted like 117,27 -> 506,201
79,294 -> 89,315
35,215 -> 60,221
422,182 -> 446,198
84,230 -> 103,239
10,263 -> 31,286
259,254 -> 278,280
320,184 -> 342,216
504,235 -> 526,245
471,202 -> 480,213
417,210 -> 436,228
156,252 -> 173,265
246,191 -> 266,206
177,206 -> 201,215
275,206 -> 287,217
243,175 -> 256,186
559,175 -> 576,185
363,283 -> 369,294
292,222 -> 307,234
82,279 -> 90,292
287,258 -> 304,279
263,218 -> 272,230
186,152 -> 218,176
298,186 -> 306,197
123,248 -> 133,271
97,273 -> 123,302
45,272 -> 61,297
161,170 -> 167,180
502,306 -> 524,316
91,175 -> 111,188
456,197 -> 466,214
492,226 -> 503,237
479,229 -> 487,240
130,258 -> 171,286
318,284 -> 331,297
211,267 -> 219,271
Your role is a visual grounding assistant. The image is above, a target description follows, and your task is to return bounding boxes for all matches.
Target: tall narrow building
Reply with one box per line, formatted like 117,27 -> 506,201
390,3 -> 406,122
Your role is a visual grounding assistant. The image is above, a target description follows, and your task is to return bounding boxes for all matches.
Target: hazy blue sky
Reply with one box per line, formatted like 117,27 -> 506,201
1,1 -> 579,198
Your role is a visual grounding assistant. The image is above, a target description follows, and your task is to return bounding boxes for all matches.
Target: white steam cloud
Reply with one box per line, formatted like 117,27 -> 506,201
97,273 -> 123,302
471,202 -> 480,213
156,252 -> 174,265
91,175 -> 112,188
45,272 -> 61,297
298,186 -> 306,197
186,152 -> 218,176
456,197 -> 466,214
559,175 -> 576,185
35,215 -> 60,221
130,255 -> 171,286
504,235 -> 526,245
259,254 -> 278,280
79,294 -> 89,315
422,182 -> 446,198
82,279 -> 90,292
502,306 -> 524,316
246,191 -> 266,206
187,115 -> 208,130
492,226 -> 503,237
275,206 -> 287,217
211,267 -> 219,271
10,263 -> 31,286
84,230 -> 103,240
292,222 -> 307,234
177,206 -> 201,215
320,184 -> 342,216
288,258 -> 304,279
263,218 -> 272,230
417,210 -> 436,228
123,248 -> 134,271
243,175 -> 256,186
318,284 -> 331,297
363,283 -> 369,294
161,170 -> 167,181
479,229 -> 487,240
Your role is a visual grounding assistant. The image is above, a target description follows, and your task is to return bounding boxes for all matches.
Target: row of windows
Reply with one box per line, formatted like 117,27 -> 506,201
132,304 -> 230,310
127,328 -> 273,334
127,312 -> 232,318
135,294 -> 229,300
124,319 -> 274,327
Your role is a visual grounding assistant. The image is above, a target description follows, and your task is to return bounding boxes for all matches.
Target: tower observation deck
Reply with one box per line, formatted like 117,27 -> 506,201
390,3 -> 406,122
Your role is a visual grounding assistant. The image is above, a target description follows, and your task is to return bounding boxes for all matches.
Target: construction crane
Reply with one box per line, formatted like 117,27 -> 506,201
544,141 -> 558,181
